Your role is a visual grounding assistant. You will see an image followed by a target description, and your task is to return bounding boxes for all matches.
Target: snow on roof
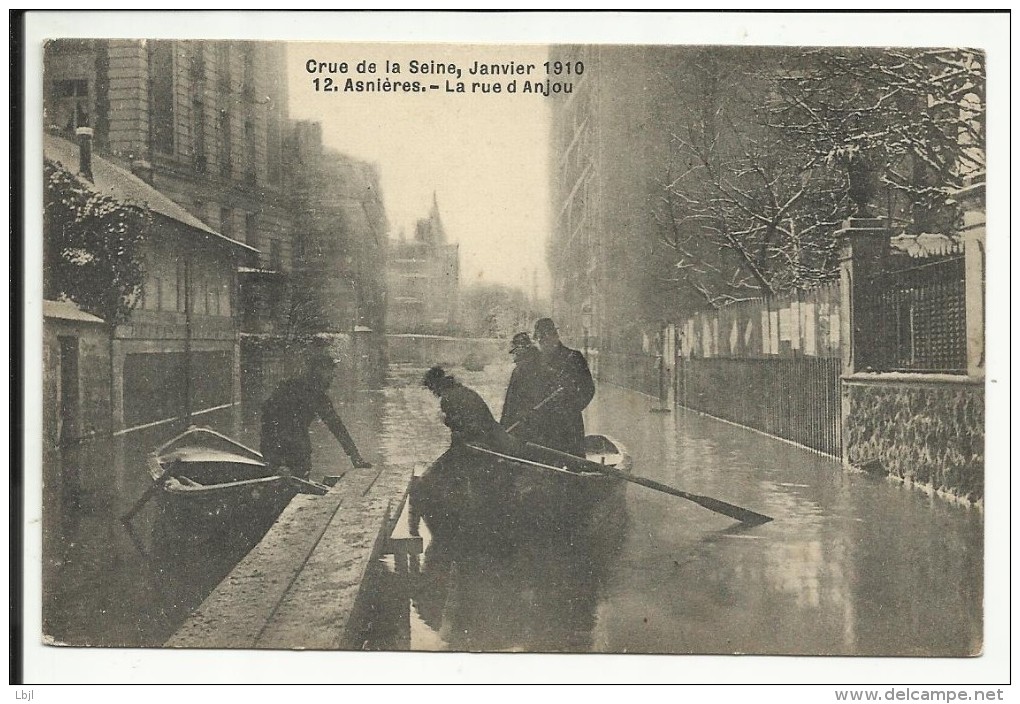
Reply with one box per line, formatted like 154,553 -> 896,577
44,133 -> 258,255
43,299 -> 105,324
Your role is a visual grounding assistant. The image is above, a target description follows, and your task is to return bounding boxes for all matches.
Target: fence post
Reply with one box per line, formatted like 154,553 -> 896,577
838,217 -> 889,464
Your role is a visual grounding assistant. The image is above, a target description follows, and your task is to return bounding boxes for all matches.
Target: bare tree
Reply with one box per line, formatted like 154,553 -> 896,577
656,47 -> 985,309
765,47 -> 985,232
657,51 -> 847,307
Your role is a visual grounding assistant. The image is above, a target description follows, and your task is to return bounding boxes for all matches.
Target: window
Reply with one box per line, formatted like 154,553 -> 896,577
267,112 -> 281,184
188,41 -> 205,80
244,117 -> 257,185
241,43 -> 256,101
192,99 -> 206,172
148,41 -> 175,155
216,42 -> 231,91
176,259 -> 187,312
270,240 -> 282,272
217,109 -> 232,179
245,212 -> 259,247
220,207 -> 233,238
151,277 -> 163,311
51,79 -> 90,133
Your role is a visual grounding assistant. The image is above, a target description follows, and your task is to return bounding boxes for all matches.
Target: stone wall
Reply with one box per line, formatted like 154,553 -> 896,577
843,376 -> 984,501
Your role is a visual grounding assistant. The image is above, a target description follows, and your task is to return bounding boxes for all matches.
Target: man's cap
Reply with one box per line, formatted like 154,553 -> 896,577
510,332 -> 533,353
534,318 -> 558,338
422,365 -> 447,388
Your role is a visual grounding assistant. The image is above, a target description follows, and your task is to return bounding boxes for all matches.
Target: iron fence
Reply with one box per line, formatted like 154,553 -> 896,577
857,253 -> 967,374
676,356 -> 843,457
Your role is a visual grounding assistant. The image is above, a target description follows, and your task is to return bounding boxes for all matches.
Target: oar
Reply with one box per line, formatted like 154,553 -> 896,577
523,441 -> 773,526
286,475 -> 330,496
121,458 -> 178,523
505,387 -> 564,434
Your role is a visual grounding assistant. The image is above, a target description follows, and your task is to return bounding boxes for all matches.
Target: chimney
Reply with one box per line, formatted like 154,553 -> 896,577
75,126 -> 94,183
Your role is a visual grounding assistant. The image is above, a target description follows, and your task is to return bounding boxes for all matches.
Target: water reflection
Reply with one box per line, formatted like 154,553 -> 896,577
42,409 -> 271,648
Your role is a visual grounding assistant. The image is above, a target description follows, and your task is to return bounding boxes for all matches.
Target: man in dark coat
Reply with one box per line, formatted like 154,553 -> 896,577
260,353 -> 372,480
422,366 -> 514,450
499,332 -> 546,434
530,318 -> 596,458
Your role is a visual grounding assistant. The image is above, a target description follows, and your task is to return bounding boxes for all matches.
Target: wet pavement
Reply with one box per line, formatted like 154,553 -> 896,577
42,361 -> 983,655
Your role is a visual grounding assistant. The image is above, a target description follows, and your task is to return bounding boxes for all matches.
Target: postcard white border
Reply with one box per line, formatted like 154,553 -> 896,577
17,9 -> 1011,690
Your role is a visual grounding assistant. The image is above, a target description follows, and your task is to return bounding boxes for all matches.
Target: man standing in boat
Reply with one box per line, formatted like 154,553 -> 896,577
260,351 -> 372,480
499,332 -> 546,434
531,318 -> 596,458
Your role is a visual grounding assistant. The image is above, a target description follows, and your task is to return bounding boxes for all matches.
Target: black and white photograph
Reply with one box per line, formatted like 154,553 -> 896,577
16,10 -> 1009,690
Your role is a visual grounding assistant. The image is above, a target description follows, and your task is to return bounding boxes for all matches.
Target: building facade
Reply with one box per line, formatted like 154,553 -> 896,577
44,38 -> 299,433
386,197 -> 460,335
547,46 -> 694,356
44,132 -> 256,433
286,121 -> 388,336
44,38 -> 294,334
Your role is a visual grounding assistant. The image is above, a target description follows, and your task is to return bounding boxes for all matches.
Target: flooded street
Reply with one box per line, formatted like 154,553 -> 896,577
373,364 -> 984,656
42,361 -> 982,655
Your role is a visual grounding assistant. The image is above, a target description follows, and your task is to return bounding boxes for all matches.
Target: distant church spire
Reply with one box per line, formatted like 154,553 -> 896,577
415,191 -> 447,246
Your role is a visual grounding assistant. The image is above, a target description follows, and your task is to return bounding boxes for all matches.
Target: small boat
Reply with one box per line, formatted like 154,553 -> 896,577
409,434 -> 631,548
146,426 -> 324,534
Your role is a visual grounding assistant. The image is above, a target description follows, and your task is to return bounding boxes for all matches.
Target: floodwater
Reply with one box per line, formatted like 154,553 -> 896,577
41,362 -> 983,656
367,365 -> 984,657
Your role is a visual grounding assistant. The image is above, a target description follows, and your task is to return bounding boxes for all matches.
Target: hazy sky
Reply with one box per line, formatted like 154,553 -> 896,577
286,43 -> 553,296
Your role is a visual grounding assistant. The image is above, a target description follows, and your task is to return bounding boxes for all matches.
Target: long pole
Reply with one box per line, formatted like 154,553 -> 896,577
522,441 -> 772,526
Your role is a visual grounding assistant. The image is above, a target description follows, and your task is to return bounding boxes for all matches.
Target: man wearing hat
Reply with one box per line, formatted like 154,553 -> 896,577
260,351 -> 372,481
499,332 -> 546,435
530,318 -> 596,457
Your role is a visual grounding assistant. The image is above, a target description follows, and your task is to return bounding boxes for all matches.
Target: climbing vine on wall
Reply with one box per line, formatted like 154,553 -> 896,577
43,159 -> 150,324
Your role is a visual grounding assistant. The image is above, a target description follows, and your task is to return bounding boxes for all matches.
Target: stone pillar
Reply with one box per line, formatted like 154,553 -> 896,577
838,217 -> 890,376
961,191 -> 986,379
838,217 -> 889,465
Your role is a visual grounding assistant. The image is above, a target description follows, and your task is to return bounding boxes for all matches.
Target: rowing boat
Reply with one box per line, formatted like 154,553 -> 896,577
409,434 -> 631,548
146,426 -> 324,535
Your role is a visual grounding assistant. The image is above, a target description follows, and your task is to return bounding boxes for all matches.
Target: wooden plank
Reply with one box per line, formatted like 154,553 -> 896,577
254,463 -> 414,650
164,491 -> 344,648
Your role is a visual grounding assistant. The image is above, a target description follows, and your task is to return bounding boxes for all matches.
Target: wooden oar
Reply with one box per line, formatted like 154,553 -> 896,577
286,475 -> 330,496
523,441 -> 773,526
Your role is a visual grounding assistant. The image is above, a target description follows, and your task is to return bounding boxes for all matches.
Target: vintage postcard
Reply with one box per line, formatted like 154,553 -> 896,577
18,10 -> 1009,689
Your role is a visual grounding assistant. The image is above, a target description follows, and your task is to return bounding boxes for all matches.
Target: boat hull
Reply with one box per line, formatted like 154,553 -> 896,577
410,435 -> 630,549
147,427 -> 299,535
